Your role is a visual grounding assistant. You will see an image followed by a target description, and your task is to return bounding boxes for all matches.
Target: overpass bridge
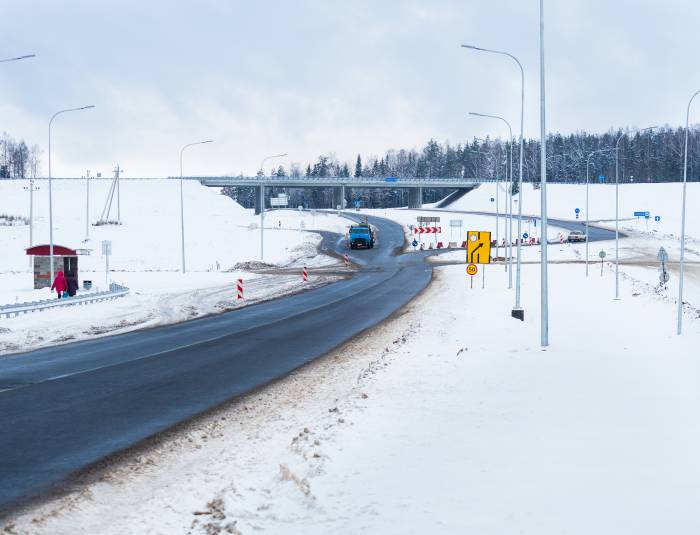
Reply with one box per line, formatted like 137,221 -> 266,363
189,176 -> 496,212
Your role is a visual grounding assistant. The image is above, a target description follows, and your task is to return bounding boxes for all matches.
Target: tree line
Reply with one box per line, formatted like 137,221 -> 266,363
0,132 -> 42,179
229,126 -> 700,209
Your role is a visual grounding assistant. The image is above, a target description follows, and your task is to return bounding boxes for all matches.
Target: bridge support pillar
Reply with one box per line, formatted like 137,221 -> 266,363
333,185 -> 346,209
408,187 -> 423,209
254,185 -> 262,215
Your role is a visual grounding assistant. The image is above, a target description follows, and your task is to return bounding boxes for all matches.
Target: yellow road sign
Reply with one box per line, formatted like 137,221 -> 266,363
466,231 -> 491,264
466,263 -> 478,276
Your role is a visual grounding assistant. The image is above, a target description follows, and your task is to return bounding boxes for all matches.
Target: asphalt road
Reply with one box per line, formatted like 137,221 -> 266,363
0,213 -> 431,513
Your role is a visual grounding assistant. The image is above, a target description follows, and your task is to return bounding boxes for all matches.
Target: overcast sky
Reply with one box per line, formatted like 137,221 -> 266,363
2,0 -> 699,177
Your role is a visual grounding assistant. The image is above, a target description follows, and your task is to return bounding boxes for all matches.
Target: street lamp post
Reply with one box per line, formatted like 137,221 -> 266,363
678,90 -> 700,335
614,126 -> 656,299
0,54 -> 36,64
539,0 -> 548,346
179,140 -> 214,274
585,148 -> 614,277
461,41 -> 525,318
258,153 -> 287,261
48,105 -> 95,290
469,112 -> 513,279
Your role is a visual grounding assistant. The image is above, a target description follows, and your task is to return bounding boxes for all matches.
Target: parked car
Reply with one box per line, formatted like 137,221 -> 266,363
567,230 -> 586,242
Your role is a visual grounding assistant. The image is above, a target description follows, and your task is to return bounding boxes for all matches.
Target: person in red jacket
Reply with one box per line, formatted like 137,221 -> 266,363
51,270 -> 68,299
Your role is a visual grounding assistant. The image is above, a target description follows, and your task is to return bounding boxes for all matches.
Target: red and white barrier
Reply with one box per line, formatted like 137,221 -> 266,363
303,266 -> 308,281
344,254 -> 349,267
237,278 -> 244,299
413,226 -> 442,234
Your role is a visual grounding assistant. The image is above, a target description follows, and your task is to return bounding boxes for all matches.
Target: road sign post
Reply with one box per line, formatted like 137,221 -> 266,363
657,247 -> 669,287
101,240 -> 112,286
598,249 -> 606,277
466,263 -> 478,289
466,231 -> 491,264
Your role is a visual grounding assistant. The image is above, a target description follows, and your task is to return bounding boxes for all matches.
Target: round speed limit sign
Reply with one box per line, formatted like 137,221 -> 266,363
466,263 -> 478,276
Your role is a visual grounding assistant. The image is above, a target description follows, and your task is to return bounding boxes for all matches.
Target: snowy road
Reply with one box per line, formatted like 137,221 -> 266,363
0,213 -> 431,513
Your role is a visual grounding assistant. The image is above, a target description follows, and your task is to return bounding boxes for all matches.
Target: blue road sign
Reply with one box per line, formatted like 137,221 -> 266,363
655,215 -> 661,222
354,200 -> 361,208
412,239 -> 418,247
575,208 -> 580,214
490,197 -> 495,202
634,211 -> 650,217
523,232 -> 529,239
599,175 -> 605,183
384,177 -> 398,182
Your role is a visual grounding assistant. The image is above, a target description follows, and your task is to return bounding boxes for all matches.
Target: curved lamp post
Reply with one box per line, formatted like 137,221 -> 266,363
614,126 -> 656,299
469,112 -> 514,282
48,105 -> 95,290
461,43 -> 525,318
179,140 -> 214,273
678,91 -> 700,334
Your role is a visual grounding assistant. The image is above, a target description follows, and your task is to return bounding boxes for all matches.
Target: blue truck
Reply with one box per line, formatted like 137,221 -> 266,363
349,224 -> 375,249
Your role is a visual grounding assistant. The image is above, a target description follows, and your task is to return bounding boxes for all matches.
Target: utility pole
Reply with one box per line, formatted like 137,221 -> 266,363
24,179 -> 40,267
114,163 -> 122,223
85,170 -> 91,241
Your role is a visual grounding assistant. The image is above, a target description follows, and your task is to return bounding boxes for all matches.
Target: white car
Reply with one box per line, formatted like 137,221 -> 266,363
567,230 -> 586,243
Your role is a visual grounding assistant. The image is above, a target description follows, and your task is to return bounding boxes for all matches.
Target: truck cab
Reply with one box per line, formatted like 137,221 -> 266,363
349,224 -> 375,249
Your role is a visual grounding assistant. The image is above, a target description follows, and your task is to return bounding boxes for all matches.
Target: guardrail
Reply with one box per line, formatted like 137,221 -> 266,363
0,283 -> 129,319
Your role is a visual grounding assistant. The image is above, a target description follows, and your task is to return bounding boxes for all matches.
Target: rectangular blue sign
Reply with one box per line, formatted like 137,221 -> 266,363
633,211 -> 650,217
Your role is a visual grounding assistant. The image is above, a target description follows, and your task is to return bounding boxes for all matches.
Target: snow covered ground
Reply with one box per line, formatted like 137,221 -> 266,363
5,260 -> 698,535
0,179 -> 351,354
3,183 -> 700,534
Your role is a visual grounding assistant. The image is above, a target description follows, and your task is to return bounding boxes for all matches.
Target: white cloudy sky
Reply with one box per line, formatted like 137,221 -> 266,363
2,0 -> 699,177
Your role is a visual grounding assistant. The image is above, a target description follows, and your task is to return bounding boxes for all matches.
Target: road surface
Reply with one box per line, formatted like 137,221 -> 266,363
0,213 -> 430,513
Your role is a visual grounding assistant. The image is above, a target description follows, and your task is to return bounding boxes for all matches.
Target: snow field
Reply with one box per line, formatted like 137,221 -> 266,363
6,259 -> 699,534
0,179 -> 352,353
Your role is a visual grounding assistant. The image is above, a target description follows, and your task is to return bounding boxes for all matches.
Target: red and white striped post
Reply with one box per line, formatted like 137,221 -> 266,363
344,254 -> 349,267
303,266 -> 308,282
236,278 -> 244,299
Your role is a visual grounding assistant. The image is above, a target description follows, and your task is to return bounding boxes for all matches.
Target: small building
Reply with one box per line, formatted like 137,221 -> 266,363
26,244 -> 79,289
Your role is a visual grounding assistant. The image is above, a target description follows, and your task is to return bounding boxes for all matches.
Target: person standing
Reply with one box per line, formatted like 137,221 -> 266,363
51,270 -> 68,299
66,271 -> 79,297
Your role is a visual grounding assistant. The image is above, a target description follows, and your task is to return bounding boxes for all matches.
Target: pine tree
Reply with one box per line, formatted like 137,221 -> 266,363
354,154 -> 362,178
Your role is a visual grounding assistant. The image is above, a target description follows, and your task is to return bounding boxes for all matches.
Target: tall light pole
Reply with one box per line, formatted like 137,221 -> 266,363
678,90 -> 700,335
259,153 -> 287,261
3,53 -> 36,267
539,0 -> 549,346
469,112 -> 514,280
179,140 -> 214,274
84,170 -> 91,241
585,148 -> 614,276
461,42 -> 525,319
48,105 -> 95,290
614,125 -> 656,299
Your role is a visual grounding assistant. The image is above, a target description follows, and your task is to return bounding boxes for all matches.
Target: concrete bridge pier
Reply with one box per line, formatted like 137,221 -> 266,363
254,185 -> 263,215
332,185 -> 346,209
408,186 -> 423,209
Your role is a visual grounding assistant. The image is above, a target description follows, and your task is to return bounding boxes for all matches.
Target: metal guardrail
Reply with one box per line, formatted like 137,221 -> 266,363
0,283 -> 129,319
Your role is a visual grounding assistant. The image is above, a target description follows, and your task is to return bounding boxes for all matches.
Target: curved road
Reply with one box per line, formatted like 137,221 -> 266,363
0,213 -> 432,512
0,208 -> 618,513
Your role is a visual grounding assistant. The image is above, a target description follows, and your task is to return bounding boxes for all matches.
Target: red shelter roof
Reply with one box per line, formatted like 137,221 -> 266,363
26,244 -> 77,256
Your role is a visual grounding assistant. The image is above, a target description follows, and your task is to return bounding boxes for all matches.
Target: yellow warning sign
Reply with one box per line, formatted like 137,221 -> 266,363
466,231 -> 491,264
